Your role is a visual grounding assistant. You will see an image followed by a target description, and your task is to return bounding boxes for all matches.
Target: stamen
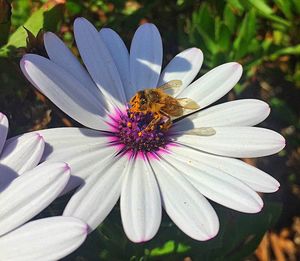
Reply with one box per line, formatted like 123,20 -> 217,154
111,110 -> 170,153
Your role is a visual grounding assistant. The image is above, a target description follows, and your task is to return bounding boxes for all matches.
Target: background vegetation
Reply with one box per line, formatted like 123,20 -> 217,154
0,0 -> 299,260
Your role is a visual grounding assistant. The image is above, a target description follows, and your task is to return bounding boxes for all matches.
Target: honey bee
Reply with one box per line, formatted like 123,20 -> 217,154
129,80 -> 200,131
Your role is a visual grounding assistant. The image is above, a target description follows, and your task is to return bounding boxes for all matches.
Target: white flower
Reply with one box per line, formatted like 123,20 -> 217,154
20,17 -> 285,242
0,113 -> 87,260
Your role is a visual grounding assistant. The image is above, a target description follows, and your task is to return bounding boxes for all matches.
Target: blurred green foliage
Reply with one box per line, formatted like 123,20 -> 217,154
0,0 -> 299,260
186,0 -> 300,84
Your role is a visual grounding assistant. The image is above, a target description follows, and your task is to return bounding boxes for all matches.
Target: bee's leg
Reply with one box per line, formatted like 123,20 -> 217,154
160,111 -> 172,129
144,113 -> 161,132
163,117 -> 172,129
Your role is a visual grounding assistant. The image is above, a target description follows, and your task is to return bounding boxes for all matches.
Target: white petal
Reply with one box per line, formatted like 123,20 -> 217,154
161,151 -> 263,213
74,17 -> 126,107
121,156 -> 161,242
170,145 -> 279,193
40,128 -> 116,194
44,32 -> 108,110
178,62 -> 243,108
0,217 -> 87,261
0,112 -> 8,154
150,158 -> 219,241
63,156 -> 128,231
0,162 -> 70,236
6,128 -> 116,194
0,133 -> 45,190
0,132 -> 44,174
173,99 -> 270,132
158,48 -> 203,96
20,54 -> 109,130
173,126 -> 285,158
130,23 -> 162,92
99,28 -> 132,100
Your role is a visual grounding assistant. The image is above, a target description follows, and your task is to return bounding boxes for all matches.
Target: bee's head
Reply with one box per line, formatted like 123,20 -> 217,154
139,98 -> 147,110
129,91 -> 148,111
136,91 -> 148,110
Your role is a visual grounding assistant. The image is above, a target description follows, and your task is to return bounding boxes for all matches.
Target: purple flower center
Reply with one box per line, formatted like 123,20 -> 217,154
109,109 -> 171,153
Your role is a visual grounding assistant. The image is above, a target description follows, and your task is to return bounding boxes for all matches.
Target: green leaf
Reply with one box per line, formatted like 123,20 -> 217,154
274,0 -> 293,19
217,23 -> 231,52
233,9 -> 257,59
291,0 -> 300,14
150,240 -> 190,256
66,1 -> 82,15
0,1 -> 64,57
228,0 -> 245,13
196,26 -> 219,54
195,3 -> 215,39
223,4 -> 237,33
247,0 -> 291,26
269,44 -> 300,60
247,0 -> 273,15
190,5 -> 219,55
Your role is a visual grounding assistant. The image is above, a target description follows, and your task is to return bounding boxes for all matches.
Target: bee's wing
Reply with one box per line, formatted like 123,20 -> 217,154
177,98 -> 200,110
157,80 -> 182,91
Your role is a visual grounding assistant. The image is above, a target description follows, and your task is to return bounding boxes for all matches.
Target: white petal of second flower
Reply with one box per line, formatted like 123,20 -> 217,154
121,156 -> 161,242
130,23 -> 162,92
172,99 -> 270,132
0,217 -> 87,261
0,162 -> 70,236
0,132 -> 44,175
0,133 -> 44,191
158,48 -> 203,96
0,112 -> 8,154
178,62 -> 242,108
20,54 -> 109,131
173,127 -> 285,158
63,155 -> 129,232
150,158 -> 219,241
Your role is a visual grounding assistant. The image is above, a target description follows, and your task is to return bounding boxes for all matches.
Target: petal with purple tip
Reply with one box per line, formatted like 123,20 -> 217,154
121,156 -> 161,242
169,145 -> 280,193
173,127 -> 285,158
0,217 -> 87,261
150,158 -> 219,241
162,151 -> 264,213
158,48 -> 203,96
178,62 -> 243,108
172,99 -> 271,132
20,54 -> 109,130
44,32 -> 108,110
63,156 -> 128,231
0,162 -> 70,236
0,132 -> 45,190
